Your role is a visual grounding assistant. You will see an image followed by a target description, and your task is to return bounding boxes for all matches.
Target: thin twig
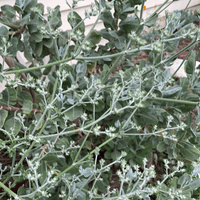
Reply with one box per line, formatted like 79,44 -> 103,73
0,106 -> 43,113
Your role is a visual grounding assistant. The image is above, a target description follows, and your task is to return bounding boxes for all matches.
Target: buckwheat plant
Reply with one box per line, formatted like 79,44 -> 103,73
0,0 -> 200,199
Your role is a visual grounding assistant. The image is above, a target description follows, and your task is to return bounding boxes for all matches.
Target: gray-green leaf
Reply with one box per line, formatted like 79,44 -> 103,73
65,106 -> 83,121
4,117 -> 21,135
0,109 -> 8,128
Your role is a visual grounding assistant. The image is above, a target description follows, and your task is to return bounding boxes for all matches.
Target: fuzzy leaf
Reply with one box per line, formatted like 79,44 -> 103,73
163,85 -> 182,97
34,42 -> 43,56
0,109 -> 8,128
137,112 -> 158,125
23,31 -> 33,61
65,106 -> 83,121
164,35 -> 179,52
192,165 -> 200,177
88,30 -> 101,47
178,141 -> 200,161
79,166 -> 92,177
182,179 -> 200,194
18,90 -> 33,106
145,13 -> 158,28
178,173 -> 191,187
100,10 -> 115,30
111,149 -> 121,160
9,37 -> 18,56
119,15 -> 140,33
1,5 -> 16,18
48,6 -> 62,29
0,88 -> 17,106
22,100 -> 33,114
35,113 -> 43,130
20,13 -> 30,27
58,31 -> 68,46
157,141 -> 168,152
28,15 -> 43,33
32,32 -> 43,43
76,62 -> 87,77
0,26 -> 9,39
43,38 -> 54,48
184,51 -> 196,75
68,11 -> 85,32
119,5 -> 135,19
4,117 -> 21,135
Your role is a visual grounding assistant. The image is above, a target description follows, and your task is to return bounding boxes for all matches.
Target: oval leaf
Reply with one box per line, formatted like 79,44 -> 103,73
68,11 -> 85,32
23,100 -> 33,114
184,51 -> 197,75
178,141 -> 200,161
65,106 -> 83,121
0,109 -> 8,128
157,141 -> 168,152
4,117 -> 21,135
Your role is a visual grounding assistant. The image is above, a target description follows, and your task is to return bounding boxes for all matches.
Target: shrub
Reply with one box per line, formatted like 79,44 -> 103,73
0,0 -> 200,199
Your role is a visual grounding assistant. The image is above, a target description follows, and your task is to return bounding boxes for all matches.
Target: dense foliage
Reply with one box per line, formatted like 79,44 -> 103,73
0,0 -> 200,199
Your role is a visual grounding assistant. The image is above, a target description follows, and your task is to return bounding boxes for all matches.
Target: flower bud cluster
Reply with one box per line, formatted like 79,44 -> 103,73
128,31 -> 147,46
31,6 -> 43,14
70,30 -> 83,41
93,126 -> 116,137
81,41 -> 91,51
85,3 -> 98,18
133,88 -> 146,99
151,41 -> 163,52
178,122 -> 187,130
47,7 -> 54,19
5,75 -> 36,89
187,24 -> 197,39
161,29 -> 170,37
161,131 -> 178,142
165,12 -> 180,28
117,159 -> 131,183
40,26 -> 62,39
130,121 -> 142,131
72,0 -> 80,8
167,115 -> 174,126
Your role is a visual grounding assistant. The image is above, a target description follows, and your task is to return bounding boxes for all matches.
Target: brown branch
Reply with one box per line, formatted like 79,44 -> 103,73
0,20 -> 21,29
0,106 -> 43,113
9,29 -> 25,35
72,133 -> 95,147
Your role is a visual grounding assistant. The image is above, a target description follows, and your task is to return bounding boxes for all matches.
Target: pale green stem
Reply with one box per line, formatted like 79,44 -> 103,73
0,181 -> 24,200
93,103 -> 95,121
38,111 -> 112,139
184,0 -> 191,10
147,97 -> 198,105
10,150 -> 16,175
142,0 -> 169,26
140,0 -> 145,21
74,132 -> 90,163
4,57 -> 72,74
102,54 -> 123,84
56,136 -> 116,178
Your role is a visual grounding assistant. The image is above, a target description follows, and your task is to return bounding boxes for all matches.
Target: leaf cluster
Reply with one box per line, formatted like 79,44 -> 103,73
0,0 -> 200,199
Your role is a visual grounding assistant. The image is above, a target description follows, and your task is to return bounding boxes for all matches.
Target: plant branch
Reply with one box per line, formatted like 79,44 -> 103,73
0,106 -> 43,113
